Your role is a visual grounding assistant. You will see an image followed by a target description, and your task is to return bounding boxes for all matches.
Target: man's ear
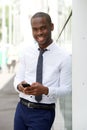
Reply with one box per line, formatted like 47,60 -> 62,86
51,23 -> 54,31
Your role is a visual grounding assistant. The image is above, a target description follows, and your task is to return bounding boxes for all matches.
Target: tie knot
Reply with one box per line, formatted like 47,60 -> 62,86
38,48 -> 47,54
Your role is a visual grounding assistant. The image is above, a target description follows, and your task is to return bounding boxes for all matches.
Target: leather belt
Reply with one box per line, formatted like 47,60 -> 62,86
20,98 -> 55,110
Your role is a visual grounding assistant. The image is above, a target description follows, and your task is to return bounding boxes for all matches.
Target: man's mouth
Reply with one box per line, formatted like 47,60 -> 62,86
37,36 -> 45,43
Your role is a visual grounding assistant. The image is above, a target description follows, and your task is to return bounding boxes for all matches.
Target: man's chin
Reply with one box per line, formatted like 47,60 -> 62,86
37,41 -> 45,45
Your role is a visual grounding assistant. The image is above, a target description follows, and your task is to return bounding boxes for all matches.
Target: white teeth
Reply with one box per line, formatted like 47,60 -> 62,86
38,37 -> 44,41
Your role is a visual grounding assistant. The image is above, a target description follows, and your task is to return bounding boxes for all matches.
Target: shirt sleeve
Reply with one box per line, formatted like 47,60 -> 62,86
48,55 -> 72,97
13,49 -> 26,93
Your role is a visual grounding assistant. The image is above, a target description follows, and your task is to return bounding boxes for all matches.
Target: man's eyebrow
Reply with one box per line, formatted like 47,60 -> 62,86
32,24 -> 46,29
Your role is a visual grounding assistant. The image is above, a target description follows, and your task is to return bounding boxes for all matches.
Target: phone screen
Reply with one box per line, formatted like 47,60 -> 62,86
22,83 -> 30,88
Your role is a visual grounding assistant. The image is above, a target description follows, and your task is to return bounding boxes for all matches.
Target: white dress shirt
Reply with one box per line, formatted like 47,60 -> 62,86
14,42 -> 72,104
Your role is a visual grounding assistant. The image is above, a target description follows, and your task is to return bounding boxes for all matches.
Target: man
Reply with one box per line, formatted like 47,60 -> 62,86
14,12 -> 72,130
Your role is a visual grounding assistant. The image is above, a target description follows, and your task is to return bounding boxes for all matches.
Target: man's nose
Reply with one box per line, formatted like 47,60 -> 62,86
37,29 -> 43,35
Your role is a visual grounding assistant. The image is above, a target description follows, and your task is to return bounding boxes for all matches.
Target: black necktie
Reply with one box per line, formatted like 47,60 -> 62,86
35,48 -> 47,102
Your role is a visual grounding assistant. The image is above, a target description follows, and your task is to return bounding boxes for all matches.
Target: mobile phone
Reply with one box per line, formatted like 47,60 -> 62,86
22,83 -> 30,88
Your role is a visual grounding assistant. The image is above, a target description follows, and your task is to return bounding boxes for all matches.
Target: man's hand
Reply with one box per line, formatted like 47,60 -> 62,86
17,81 -> 29,92
24,82 -> 49,96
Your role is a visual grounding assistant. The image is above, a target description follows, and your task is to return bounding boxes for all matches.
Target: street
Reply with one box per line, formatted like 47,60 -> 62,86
0,75 -> 19,130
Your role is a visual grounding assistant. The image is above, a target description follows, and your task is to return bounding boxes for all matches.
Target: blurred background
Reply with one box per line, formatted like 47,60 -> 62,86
0,0 -> 72,130
0,0 -> 72,72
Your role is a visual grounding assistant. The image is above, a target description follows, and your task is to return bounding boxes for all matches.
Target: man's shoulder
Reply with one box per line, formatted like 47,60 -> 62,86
22,42 -> 37,52
54,43 -> 70,55
53,42 -> 72,63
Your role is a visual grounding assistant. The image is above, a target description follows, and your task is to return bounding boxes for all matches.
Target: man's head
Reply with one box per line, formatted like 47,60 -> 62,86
31,12 -> 54,49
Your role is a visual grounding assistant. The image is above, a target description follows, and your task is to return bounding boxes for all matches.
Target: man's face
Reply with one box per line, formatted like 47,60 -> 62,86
31,16 -> 54,47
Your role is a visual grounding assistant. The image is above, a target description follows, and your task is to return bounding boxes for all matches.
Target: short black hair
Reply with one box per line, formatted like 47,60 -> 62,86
31,12 -> 52,24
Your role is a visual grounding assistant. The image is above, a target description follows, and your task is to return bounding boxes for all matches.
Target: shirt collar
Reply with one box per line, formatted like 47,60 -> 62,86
46,41 -> 55,51
35,41 -> 55,51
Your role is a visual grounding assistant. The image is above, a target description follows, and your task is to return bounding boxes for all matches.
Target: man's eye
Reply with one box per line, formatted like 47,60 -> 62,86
41,27 -> 46,30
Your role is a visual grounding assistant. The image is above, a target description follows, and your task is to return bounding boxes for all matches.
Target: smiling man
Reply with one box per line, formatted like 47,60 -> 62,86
14,12 -> 72,130
31,13 -> 54,48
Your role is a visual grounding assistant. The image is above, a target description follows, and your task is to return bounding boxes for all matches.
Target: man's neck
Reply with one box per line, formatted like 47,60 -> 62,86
39,39 -> 53,49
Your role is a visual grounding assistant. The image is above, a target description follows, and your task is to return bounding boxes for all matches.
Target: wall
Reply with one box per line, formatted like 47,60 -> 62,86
73,0 -> 87,130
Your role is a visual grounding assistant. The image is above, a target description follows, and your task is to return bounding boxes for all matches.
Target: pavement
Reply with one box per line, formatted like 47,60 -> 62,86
0,70 -> 15,90
0,69 -> 18,130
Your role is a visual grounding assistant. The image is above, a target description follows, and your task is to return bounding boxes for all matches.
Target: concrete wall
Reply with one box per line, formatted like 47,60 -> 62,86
73,0 -> 87,130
